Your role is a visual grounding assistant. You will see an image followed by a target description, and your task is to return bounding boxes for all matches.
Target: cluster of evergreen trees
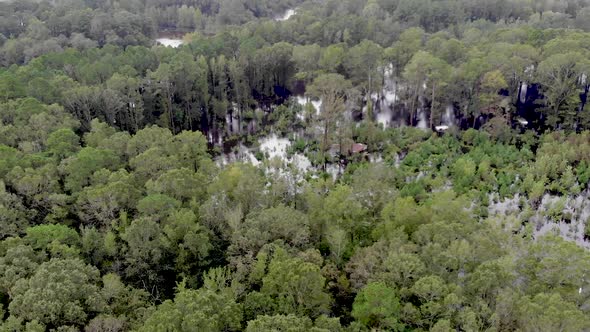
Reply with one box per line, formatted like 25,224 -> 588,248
4,0 -> 590,142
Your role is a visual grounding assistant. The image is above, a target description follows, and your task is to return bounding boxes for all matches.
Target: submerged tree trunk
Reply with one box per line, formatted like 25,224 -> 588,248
410,83 -> 419,125
430,83 -> 436,129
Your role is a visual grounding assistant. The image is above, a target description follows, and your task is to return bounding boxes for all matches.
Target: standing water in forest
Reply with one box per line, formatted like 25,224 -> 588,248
155,32 -> 185,47
275,8 -> 297,21
5,0 -> 590,330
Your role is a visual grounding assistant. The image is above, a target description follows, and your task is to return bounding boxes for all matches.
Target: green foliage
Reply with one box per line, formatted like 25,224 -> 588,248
24,224 -> 80,258
2,1 -> 590,331
8,258 -> 104,328
46,129 -> 80,160
0,244 -> 39,296
230,205 -> 310,257
0,183 -> 35,238
140,283 -> 242,332
257,248 -> 331,318
120,217 -> 170,294
60,147 -> 120,192
451,157 -> 477,193
516,293 -> 590,331
245,314 -> 312,332
351,282 -> 404,331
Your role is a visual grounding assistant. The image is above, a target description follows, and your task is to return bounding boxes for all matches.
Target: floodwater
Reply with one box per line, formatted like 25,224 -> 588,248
275,9 -> 297,21
155,32 -> 186,48
488,192 -> 590,249
260,134 -> 291,160
295,95 -> 322,120
156,38 -> 183,48
259,134 -> 312,173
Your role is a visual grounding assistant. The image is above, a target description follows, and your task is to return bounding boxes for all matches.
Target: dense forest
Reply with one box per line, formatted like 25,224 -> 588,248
2,0 -> 590,331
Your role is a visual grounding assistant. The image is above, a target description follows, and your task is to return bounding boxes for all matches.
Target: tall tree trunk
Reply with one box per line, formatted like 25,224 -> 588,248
392,79 -> 397,121
166,84 -> 175,133
323,120 -> 329,171
430,83 -> 436,129
367,72 -> 373,122
187,105 -> 193,131
410,83 -> 419,125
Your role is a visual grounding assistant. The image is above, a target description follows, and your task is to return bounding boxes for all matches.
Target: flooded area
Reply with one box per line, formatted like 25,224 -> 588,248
155,31 -> 186,48
156,38 -> 184,48
488,192 -> 590,249
275,8 -> 297,21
